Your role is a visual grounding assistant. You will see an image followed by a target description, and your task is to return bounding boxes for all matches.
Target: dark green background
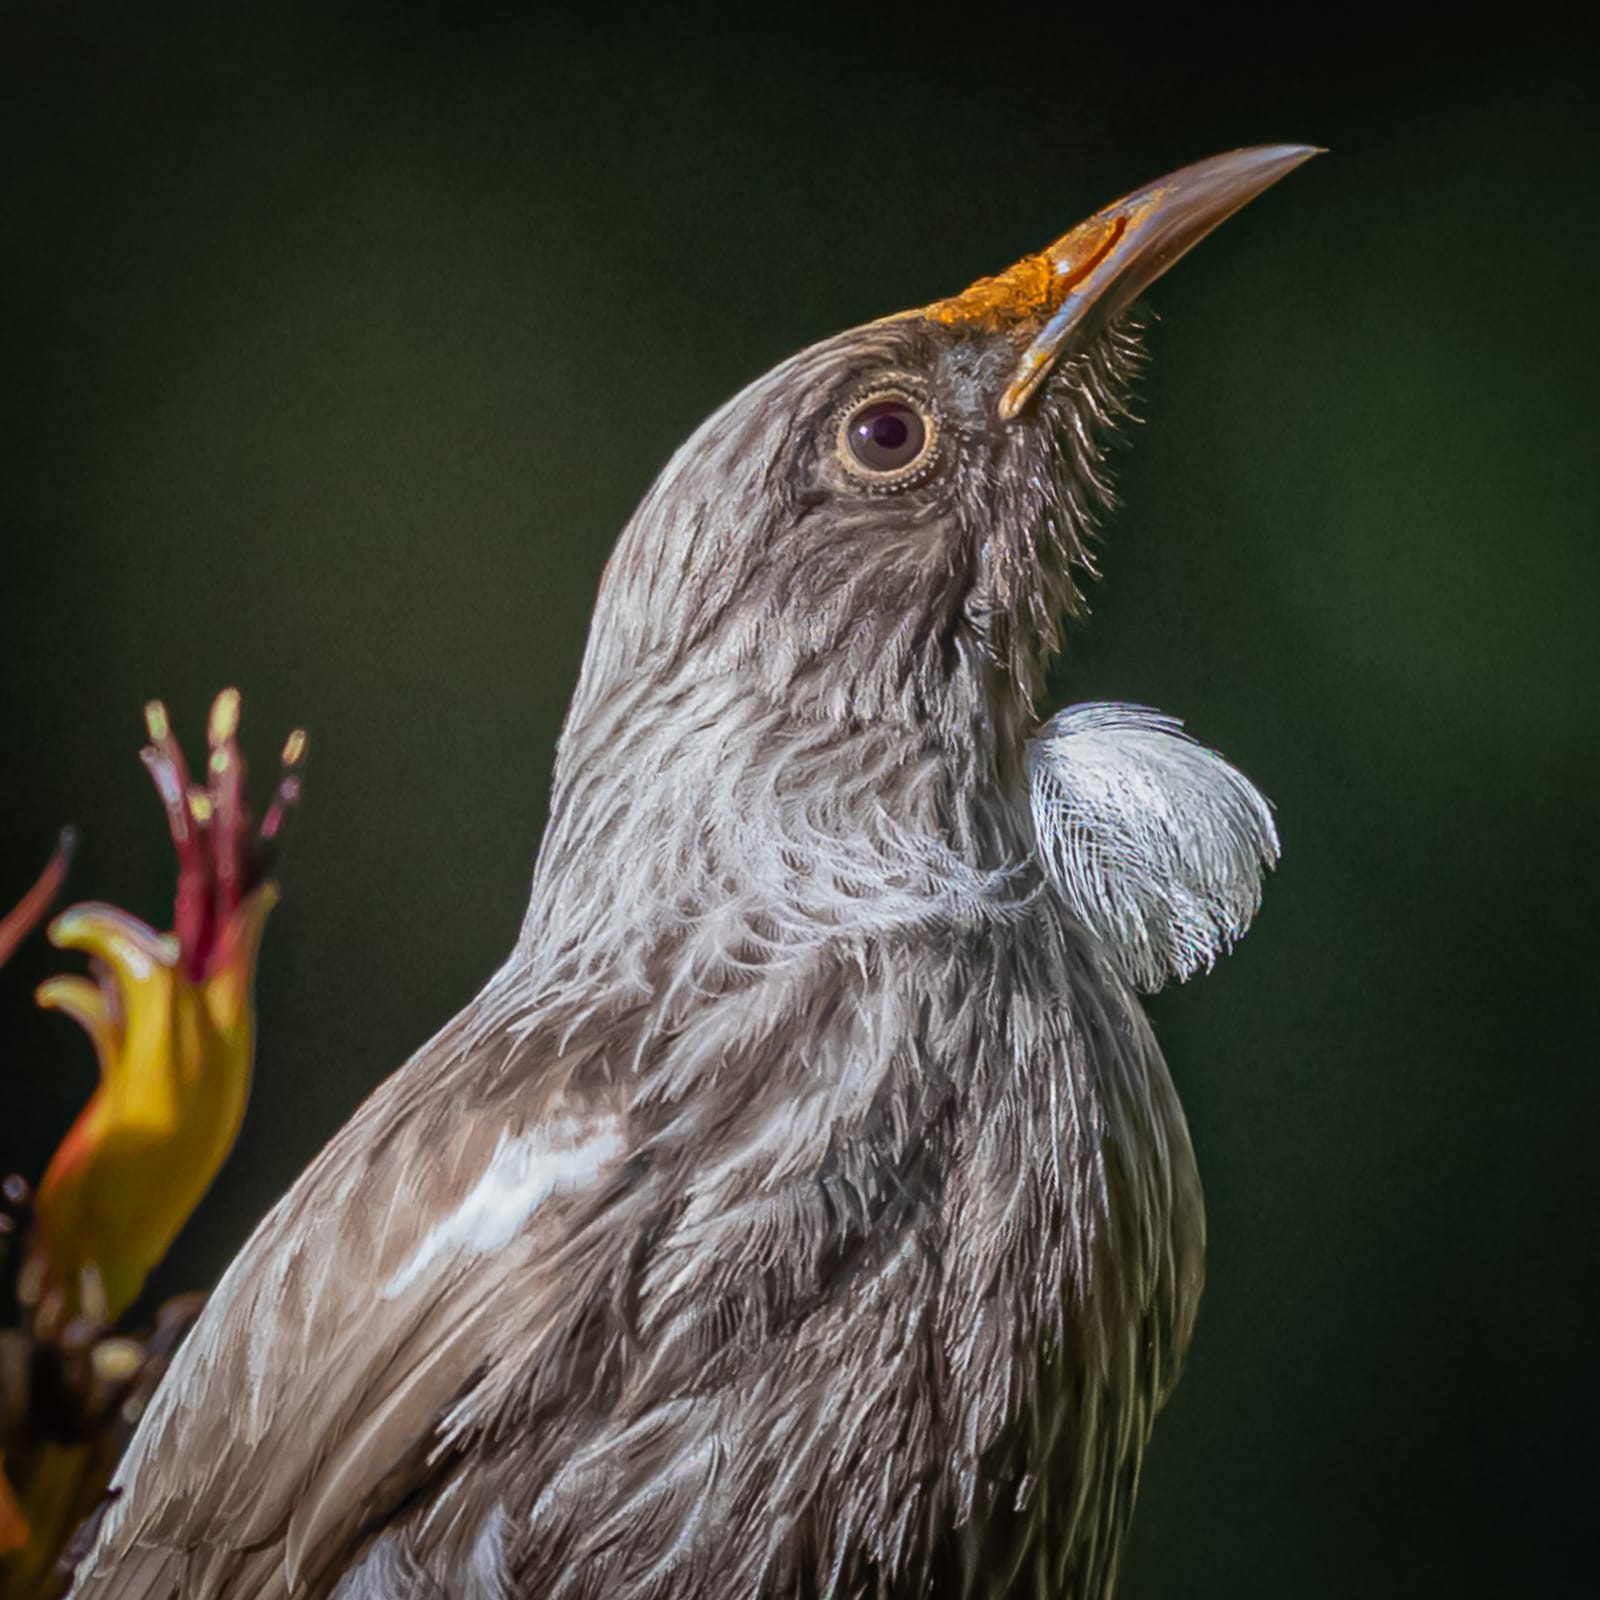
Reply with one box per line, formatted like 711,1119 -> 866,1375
3,7 -> 1595,1595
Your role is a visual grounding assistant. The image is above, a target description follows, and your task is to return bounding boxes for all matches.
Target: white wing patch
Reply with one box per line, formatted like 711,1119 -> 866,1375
383,1114 -> 623,1299
1027,702 -> 1279,992
464,1503 -> 511,1600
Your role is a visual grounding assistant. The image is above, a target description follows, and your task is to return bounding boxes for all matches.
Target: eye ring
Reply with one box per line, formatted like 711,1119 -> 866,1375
834,386 -> 940,491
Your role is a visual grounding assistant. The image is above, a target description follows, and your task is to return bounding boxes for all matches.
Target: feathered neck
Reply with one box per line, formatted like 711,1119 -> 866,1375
507,649 -> 1035,1033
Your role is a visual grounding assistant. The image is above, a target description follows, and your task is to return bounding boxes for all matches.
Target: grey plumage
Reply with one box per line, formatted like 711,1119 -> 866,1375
72,147 -> 1308,1600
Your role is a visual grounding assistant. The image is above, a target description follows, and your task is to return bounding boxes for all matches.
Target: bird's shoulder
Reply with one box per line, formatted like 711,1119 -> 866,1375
75,1010 -> 622,1598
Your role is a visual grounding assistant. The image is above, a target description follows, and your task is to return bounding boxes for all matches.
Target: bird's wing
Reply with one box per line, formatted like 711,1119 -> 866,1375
71,1013 -> 625,1600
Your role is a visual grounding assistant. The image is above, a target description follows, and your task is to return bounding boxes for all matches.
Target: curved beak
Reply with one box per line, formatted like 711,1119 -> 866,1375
916,144 -> 1321,420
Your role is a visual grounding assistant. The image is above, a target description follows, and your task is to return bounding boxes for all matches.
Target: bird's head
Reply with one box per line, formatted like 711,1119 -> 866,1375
570,146 -> 1315,784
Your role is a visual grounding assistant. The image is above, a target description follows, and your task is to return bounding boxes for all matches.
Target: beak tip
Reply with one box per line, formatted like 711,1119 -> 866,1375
1266,141 -> 1326,168
1229,143 -> 1325,190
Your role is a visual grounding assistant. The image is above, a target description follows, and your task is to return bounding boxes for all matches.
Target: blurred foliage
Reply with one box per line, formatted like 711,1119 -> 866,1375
0,7 -> 1594,1597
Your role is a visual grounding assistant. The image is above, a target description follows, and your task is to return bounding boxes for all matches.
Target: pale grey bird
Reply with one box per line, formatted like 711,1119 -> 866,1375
73,144 -> 1311,1600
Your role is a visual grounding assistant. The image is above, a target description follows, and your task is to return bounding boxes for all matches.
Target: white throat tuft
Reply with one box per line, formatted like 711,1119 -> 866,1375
1027,703 -> 1279,992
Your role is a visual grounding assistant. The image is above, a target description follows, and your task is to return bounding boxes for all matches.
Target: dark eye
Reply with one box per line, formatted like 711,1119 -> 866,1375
837,391 -> 937,486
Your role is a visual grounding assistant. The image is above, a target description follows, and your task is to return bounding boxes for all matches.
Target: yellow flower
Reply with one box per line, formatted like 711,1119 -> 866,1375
32,888 -> 275,1320
28,691 -> 305,1322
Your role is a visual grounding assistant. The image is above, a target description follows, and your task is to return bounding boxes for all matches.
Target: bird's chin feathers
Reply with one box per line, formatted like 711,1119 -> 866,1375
1027,703 -> 1279,992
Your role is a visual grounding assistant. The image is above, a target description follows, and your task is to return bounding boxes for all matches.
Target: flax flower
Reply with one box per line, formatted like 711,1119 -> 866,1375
28,691 -> 305,1323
